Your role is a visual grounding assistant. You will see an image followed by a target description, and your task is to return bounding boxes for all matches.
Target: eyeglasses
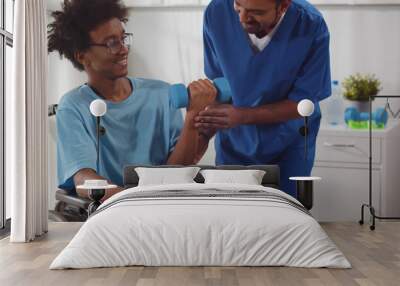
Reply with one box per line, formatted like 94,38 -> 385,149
89,33 -> 133,55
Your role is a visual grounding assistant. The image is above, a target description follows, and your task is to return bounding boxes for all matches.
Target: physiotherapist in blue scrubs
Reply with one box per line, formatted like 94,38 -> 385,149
48,0 -> 216,201
195,0 -> 331,197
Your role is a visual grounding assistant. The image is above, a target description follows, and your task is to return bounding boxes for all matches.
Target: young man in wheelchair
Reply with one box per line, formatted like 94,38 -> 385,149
48,0 -> 216,203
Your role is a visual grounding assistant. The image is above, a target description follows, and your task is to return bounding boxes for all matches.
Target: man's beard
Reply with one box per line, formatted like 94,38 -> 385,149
243,21 -> 262,35
245,15 -> 281,38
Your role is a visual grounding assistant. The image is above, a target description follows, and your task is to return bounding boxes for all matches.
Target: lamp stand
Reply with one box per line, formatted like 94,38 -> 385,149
87,117 -> 107,215
87,188 -> 106,216
296,180 -> 313,210
293,115 -> 320,210
359,95 -> 400,230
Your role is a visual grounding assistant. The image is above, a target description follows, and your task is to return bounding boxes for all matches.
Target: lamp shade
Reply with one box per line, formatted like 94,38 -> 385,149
90,99 -> 107,117
297,99 -> 314,117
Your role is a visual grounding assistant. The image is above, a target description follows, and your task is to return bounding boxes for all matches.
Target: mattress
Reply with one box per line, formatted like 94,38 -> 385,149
50,183 -> 351,269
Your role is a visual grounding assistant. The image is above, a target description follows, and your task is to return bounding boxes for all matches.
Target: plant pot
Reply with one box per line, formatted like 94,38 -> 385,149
344,99 -> 370,112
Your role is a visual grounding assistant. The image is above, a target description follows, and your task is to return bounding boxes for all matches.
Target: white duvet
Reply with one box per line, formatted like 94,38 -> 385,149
50,183 -> 351,269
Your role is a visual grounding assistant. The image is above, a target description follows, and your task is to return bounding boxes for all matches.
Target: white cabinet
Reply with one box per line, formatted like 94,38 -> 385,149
311,122 -> 400,222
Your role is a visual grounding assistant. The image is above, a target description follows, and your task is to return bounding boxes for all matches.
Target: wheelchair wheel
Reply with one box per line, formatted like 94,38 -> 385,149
55,201 -> 67,213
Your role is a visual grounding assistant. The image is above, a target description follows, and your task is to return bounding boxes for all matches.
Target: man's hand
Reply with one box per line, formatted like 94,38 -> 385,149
198,126 -> 217,140
187,79 -> 217,114
194,104 -> 245,130
167,79 -> 217,165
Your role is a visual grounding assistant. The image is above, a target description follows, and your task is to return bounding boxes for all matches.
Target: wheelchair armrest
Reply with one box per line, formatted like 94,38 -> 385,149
56,189 -> 91,210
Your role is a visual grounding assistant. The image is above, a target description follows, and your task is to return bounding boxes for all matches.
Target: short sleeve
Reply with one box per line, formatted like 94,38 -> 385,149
288,19 -> 331,104
57,106 -> 97,190
168,104 -> 184,154
203,8 -> 224,80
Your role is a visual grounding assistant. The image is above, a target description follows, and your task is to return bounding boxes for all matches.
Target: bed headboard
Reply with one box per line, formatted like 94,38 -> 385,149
123,165 -> 280,189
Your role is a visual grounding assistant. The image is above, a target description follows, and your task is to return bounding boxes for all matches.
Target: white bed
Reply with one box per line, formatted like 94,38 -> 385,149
50,183 -> 351,269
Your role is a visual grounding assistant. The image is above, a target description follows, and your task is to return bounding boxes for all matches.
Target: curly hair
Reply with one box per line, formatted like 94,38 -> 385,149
48,0 -> 129,71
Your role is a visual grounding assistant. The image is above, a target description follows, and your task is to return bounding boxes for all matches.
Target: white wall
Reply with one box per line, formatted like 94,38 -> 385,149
47,2 -> 400,208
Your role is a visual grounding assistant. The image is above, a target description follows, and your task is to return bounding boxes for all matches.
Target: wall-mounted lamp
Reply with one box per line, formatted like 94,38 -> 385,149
290,99 -> 321,210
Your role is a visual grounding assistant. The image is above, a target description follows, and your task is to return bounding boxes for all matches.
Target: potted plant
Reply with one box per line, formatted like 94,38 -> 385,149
342,73 -> 381,112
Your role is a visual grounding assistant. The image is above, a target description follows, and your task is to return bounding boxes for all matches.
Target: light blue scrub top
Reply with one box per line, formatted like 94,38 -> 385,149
203,0 -> 331,196
57,77 -> 183,190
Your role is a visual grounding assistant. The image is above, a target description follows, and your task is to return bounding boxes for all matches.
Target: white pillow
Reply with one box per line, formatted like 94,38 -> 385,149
200,169 -> 266,185
135,167 -> 201,186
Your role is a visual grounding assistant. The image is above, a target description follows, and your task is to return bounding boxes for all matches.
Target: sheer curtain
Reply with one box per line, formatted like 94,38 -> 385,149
7,0 -> 48,242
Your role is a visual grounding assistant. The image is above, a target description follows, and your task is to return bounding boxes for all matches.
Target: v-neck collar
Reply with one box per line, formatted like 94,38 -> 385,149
248,11 -> 287,53
233,2 -> 295,58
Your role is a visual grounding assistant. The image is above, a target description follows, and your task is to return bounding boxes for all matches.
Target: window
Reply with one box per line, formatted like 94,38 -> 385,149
5,0 -> 13,33
1,0 -> 14,232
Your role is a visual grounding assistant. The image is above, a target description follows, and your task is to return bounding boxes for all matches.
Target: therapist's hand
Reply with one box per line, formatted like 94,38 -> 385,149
194,104 -> 244,129
198,126 -> 217,140
187,79 -> 217,114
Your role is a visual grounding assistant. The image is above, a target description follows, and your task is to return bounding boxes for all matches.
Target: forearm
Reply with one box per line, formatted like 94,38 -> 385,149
167,112 -> 208,165
73,168 -> 123,201
193,134 -> 210,163
239,99 -> 301,125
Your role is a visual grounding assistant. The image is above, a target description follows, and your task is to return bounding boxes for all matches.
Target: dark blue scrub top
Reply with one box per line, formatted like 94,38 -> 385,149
203,0 -> 331,165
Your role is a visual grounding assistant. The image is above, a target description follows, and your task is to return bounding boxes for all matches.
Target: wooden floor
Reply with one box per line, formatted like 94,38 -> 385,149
1,222 -> 400,286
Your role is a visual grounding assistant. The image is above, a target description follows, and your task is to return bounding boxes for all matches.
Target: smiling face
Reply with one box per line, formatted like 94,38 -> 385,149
76,18 -> 129,81
234,0 -> 290,37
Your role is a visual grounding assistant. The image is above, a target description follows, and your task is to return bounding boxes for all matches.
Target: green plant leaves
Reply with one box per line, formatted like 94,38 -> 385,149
342,73 -> 381,101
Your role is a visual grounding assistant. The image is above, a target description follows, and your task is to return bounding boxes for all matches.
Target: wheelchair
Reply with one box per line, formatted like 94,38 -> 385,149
49,104 -> 91,222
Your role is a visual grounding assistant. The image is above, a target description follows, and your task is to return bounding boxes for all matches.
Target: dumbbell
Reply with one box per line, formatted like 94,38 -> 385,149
169,77 -> 232,109
345,107 -> 388,125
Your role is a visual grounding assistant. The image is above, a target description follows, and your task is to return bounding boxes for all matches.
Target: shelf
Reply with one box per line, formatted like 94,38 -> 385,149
124,0 -> 400,7
47,0 -> 400,10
